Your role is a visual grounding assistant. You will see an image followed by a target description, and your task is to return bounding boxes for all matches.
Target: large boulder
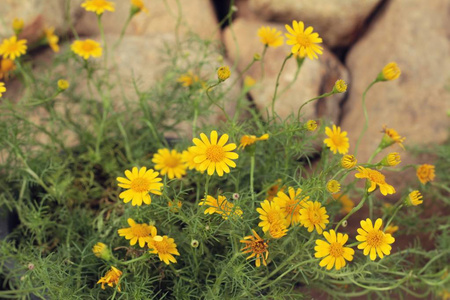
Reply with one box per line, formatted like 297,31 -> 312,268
223,19 -> 348,123
341,0 -> 450,165
74,0 -> 219,40
241,0 -> 382,47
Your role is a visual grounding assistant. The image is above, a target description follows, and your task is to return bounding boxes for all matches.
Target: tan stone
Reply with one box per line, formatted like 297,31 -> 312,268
75,0 -> 219,40
244,0 -> 381,47
223,19 -> 348,123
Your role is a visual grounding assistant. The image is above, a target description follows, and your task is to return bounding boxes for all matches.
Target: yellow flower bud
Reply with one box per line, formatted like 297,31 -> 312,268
341,155 -> 357,169
405,190 -> 423,206
12,18 -> 24,35
217,66 -> 231,81
333,79 -> 347,93
381,152 -> 401,166
326,180 -> 340,194
57,79 -> 69,91
92,242 -> 112,261
378,62 -> 401,81
244,76 -> 256,88
305,120 -> 317,131
253,53 -> 261,61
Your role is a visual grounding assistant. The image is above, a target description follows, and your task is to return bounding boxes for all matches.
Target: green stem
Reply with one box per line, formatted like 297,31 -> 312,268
250,153 -> 255,206
25,91 -> 61,106
115,14 -> 133,49
260,45 -> 268,79
354,79 -> 378,157
119,253 -> 149,265
367,146 -> 382,164
271,54 -> 292,119
279,57 -> 304,96
385,203 -> 403,229
335,192 -> 369,231
97,15 -> 107,69
192,97 -> 199,137
206,82 -> 230,122
204,175 -> 210,198
297,91 -> 334,122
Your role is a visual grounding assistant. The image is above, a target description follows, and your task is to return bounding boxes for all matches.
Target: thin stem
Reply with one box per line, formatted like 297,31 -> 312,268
250,154 -> 255,206
297,91 -> 334,122
367,147 -> 382,164
115,14 -> 133,49
119,253 -> 149,265
335,192 -> 369,231
206,83 -> 230,122
354,79 -> 378,157
385,203 -> 403,229
260,45 -> 268,79
97,15 -> 108,69
192,97 -> 199,137
271,54 -> 292,119
279,57 -> 304,96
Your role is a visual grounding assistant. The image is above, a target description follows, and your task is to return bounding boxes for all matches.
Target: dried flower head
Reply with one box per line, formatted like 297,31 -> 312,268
240,230 -> 269,267
416,164 -> 435,184
97,266 -> 122,291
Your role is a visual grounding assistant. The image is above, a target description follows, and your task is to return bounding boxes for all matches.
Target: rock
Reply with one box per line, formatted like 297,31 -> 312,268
0,0 -> 84,44
243,0 -> 381,47
75,0 -> 219,40
341,0 -> 450,163
223,19 -> 348,123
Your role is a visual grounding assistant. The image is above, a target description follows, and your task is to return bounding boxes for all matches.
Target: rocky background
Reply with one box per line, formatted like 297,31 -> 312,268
1,0 -> 449,189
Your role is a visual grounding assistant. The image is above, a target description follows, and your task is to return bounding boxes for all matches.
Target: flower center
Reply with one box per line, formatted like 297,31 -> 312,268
7,43 -> 19,53
153,239 -> 170,254
329,242 -> 344,258
205,145 -> 225,162
82,42 -> 96,52
267,210 -> 281,224
331,135 -> 345,147
164,155 -> 180,168
251,240 -> 267,254
130,177 -> 150,192
296,33 -> 311,47
368,170 -> 385,184
308,210 -> 321,224
93,0 -> 109,7
366,230 -> 384,247
130,224 -> 151,237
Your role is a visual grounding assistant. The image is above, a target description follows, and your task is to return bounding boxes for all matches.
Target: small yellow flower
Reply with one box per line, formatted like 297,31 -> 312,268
244,76 -> 256,88
0,36 -> 27,60
57,79 -> 69,91
177,71 -> 200,87
356,218 -> 395,260
0,58 -> 16,81
71,39 -> 102,60
191,130 -> 238,176
333,193 -> 354,214
97,266 -> 122,291
315,230 -> 354,270
355,166 -> 395,196
379,126 -> 405,150
333,79 -> 347,93
12,18 -> 24,35
148,235 -> 180,265
152,148 -> 187,179
341,155 -> 357,169
379,62 -> 401,81
92,242 -> 112,261
273,187 -> 308,227
168,199 -> 182,213
44,27 -> 59,53
240,230 -> 269,267
81,0 -> 115,15
199,195 -> 242,219
405,190 -> 423,206
266,179 -> 285,201
324,125 -> 350,155
118,218 -> 157,248
238,134 -> 269,149
257,200 -> 287,234
182,146 -> 201,171
0,82 -> 6,98
305,120 -> 318,131
268,220 -> 288,239
217,66 -> 231,81
384,224 -> 399,235
416,164 -> 435,184
257,26 -> 284,48
326,180 -> 340,194
117,167 -> 163,206
381,152 -> 401,166
130,0 -> 148,14
299,201 -> 329,234
285,20 -> 323,60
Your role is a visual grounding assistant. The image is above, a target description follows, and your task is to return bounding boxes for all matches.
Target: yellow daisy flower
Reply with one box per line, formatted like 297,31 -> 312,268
356,218 -> 395,260
57,79 -> 69,91
333,193 -> 354,214
257,26 -> 284,48
81,0 -> 115,15
380,126 -> 405,150
0,36 -> 27,60
238,134 -> 269,149
341,155 -> 357,169
182,146 -> 201,171
268,220 -> 288,239
305,120 -> 318,131
44,27 -> 59,53
416,164 -> 435,184
148,235 -> 180,265
131,0 -> 149,14
256,200 -> 287,234
240,230 -> 269,267
315,230 -> 354,270
355,166 -> 395,196
406,190 -> 423,206
192,130 -> 239,176
117,166 -> 163,206
273,187 -> 308,227
326,180 -> 340,194
199,195 -> 242,219
0,58 -> 16,81
380,62 -> 401,81
0,82 -> 6,98
71,39 -> 102,60
118,218 -> 157,248
92,242 -> 111,261
217,66 -> 231,81
152,148 -> 187,179
285,20 -> 323,60
177,71 -> 200,87
324,125 -> 349,155
244,76 -> 256,88
266,179 -> 285,201
299,201 -> 329,234
384,224 -> 399,234
97,266 -> 122,291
